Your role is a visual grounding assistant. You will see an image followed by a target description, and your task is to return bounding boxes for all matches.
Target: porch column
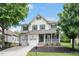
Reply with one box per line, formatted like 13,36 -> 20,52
51,33 -> 52,43
59,31 -> 61,43
44,34 -> 46,44
57,30 -> 60,43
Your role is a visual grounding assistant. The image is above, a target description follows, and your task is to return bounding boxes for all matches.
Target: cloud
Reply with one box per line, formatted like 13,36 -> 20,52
28,4 -> 34,10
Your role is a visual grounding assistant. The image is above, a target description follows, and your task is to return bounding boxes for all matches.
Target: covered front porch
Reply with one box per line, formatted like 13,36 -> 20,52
39,33 -> 59,44
28,28 -> 60,46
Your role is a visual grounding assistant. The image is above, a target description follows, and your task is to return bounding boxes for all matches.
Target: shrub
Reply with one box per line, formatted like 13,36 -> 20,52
45,43 -> 49,46
5,42 -> 11,48
78,43 -> 79,47
60,33 -> 70,43
51,43 -> 54,46
55,43 -> 61,46
51,42 -> 61,46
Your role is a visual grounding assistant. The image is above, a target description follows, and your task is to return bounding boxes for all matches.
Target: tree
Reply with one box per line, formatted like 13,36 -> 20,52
60,33 -> 70,42
58,3 -> 79,50
0,3 -> 29,48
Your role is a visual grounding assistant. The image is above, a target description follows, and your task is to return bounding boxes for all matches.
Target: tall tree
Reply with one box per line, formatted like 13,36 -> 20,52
0,3 -> 29,48
58,3 -> 79,49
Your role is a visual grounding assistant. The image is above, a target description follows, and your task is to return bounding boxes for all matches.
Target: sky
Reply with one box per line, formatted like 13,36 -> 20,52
10,3 -> 64,32
21,3 -> 64,24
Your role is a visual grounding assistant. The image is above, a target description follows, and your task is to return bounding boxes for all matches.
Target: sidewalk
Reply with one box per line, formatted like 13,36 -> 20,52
0,43 -> 37,56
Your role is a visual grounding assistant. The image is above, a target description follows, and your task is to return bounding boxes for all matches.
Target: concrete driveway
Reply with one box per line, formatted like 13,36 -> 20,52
0,43 -> 37,56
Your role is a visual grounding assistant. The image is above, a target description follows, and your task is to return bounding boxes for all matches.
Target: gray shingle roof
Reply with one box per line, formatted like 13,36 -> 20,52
0,29 -> 18,36
21,28 -> 57,35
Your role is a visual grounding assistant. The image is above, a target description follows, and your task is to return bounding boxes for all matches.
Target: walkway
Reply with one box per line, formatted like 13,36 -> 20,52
0,43 -> 37,56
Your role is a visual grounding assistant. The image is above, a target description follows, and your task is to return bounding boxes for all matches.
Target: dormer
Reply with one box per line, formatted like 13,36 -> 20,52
36,14 -> 42,20
22,24 -> 28,31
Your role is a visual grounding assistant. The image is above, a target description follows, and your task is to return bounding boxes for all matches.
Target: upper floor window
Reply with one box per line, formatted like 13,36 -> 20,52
40,24 -> 45,30
23,26 -> 28,31
32,25 -> 37,30
51,24 -> 56,28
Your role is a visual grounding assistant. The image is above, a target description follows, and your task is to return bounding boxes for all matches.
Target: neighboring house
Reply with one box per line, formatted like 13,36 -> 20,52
20,14 -> 60,46
0,28 -> 19,47
71,35 -> 79,45
75,36 -> 79,45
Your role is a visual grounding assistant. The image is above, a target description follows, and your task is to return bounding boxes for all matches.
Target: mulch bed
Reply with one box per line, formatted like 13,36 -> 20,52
30,46 -> 79,53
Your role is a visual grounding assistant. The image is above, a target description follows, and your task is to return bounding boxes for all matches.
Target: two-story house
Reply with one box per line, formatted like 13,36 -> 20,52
20,14 -> 60,46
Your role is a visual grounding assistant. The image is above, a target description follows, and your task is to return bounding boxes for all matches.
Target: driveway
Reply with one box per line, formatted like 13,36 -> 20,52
0,43 -> 37,56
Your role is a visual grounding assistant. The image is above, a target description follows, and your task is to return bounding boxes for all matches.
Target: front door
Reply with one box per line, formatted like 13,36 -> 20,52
46,34 -> 51,43
39,34 -> 44,42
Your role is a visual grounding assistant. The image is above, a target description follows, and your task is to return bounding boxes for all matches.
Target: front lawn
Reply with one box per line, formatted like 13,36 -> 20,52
27,52 -> 79,56
61,42 -> 79,50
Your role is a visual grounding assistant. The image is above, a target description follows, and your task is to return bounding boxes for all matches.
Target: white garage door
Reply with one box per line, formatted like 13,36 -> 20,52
28,35 -> 39,46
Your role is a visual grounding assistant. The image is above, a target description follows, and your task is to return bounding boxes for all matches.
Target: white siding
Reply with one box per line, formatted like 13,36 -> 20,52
28,18 -> 50,31
4,35 -> 19,43
20,15 -> 58,46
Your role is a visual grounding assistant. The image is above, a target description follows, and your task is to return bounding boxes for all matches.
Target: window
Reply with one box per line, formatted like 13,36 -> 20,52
32,25 -> 37,30
23,26 -> 28,31
51,24 -> 56,28
36,15 -> 41,20
40,24 -> 45,29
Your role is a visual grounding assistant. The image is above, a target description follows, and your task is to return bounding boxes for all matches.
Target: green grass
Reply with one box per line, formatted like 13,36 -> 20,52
27,52 -> 79,56
27,42 -> 79,56
61,42 -> 71,48
61,42 -> 79,50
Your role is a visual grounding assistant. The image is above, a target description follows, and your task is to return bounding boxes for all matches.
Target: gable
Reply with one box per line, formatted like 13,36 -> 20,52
23,14 -> 57,31
28,14 -> 49,26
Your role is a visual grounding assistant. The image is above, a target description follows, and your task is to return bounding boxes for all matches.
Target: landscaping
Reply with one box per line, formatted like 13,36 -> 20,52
27,42 -> 79,56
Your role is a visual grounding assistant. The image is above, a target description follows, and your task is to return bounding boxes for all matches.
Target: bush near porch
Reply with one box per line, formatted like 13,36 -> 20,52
51,43 -> 60,46
44,42 -> 61,47
60,33 -> 70,43
46,43 -> 60,46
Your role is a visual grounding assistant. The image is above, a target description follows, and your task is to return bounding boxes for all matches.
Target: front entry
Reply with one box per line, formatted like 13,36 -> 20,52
39,34 -> 44,42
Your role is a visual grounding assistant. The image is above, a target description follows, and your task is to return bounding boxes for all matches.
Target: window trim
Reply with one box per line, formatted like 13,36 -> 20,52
51,24 -> 56,28
32,25 -> 37,30
23,26 -> 28,31
40,24 -> 45,30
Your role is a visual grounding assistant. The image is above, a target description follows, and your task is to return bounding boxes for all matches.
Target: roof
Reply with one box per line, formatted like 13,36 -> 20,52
21,28 -> 57,35
5,30 -> 17,36
0,29 -> 18,36
47,20 -> 57,24
21,14 -> 57,27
